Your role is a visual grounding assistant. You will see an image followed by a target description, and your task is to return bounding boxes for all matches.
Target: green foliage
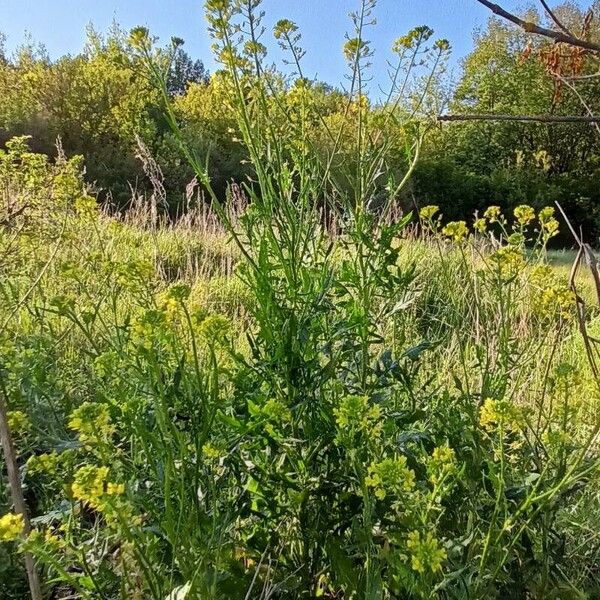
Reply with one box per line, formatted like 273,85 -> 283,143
417,2 -> 600,239
0,25 -> 208,208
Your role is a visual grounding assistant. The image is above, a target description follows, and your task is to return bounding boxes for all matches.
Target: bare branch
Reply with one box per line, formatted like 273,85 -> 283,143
439,113 -> 600,123
555,75 -> 600,134
539,0 -> 574,36
475,0 -> 600,53
0,379 -> 43,600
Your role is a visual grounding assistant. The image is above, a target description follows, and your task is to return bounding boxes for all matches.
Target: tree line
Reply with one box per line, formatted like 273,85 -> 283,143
2,3 -> 600,240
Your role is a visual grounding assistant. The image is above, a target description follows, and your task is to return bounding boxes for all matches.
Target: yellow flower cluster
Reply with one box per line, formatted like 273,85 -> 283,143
74,194 -> 98,219
442,221 -> 469,243
473,218 -> 487,234
334,395 -> 381,432
365,456 -> 415,500
406,530 -> 447,574
427,445 -> 457,485
131,309 -> 167,350
7,410 -> 31,435
27,451 -> 59,476
93,351 -> 119,379
529,265 -> 575,320
113,260 -> 154,292
489,246 -> 525,280
538,207 -> 560,240
71,465 -> 124,510
419,205 -> 439,221
26,527 -> 66,552
513,204 -> 535,226
160,284 -> 192,323
343,38 -> 369,62
483,206 -> 502,223
195,314 -> 231,342
273,19 -> 298,40
538,286 -> 576,320
69,402 -> 115,445
202,442 -> 223,461
260,398 -> 292,437
479,398 -> 524,434
0,513 -> 24,542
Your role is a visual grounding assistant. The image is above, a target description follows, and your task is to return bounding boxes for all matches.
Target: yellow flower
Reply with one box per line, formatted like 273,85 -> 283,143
106,483 -> 125,496
489,246 -> 525,280
513,204 -> 535,225
529,265 -> 575,320
74,194 -> 98,218
202,442 -> 223,460
537,286 -> 575,320
27,451 -> 59,476
419,205 -> 439,221
365,456 -> 415,500
7,410 -> 31,435
68,402 -> 114,445
334,395 -> 381,432
406,530 -> 447,574
343,38 -> 368,62
479,398 -> 523,434
273,19 -> 298,40
428,445 -> 457,484
195,314 -> 231,342
543,218 -> 559,237
71,465 -> 109,509
538,208 -> 560,240
43,528 -> 65,550
0,513 -> 24,542
473,218 -> 487,234
442,221 -> 469,243
538,206 -> 555,223
205,0 -> 231,13
483,205 -> 502,223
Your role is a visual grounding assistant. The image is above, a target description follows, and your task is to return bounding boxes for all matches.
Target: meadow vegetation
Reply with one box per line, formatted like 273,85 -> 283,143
1,1 -> 600,599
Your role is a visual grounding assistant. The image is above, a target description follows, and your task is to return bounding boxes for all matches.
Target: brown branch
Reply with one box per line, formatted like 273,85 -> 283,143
438,113 -> 600,123
475,0 -> 600,53
539,0 -> 574,37
556,202 -> 600,379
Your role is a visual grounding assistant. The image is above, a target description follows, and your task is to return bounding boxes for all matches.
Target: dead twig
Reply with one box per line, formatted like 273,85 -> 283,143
556,201 -> 600,379
438,114 -> 600,123
0,377 -> 43,600
475,0 -> 600,54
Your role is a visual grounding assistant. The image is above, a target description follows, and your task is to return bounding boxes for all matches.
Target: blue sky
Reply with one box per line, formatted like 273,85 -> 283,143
0,1 -> 581,90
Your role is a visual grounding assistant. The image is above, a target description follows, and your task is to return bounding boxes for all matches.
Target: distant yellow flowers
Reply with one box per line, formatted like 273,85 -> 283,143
418,203 -> 560,251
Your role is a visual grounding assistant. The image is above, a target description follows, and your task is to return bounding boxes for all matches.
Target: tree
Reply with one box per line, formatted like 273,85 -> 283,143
416,3 -> 600,233
167,42 -> 209,96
